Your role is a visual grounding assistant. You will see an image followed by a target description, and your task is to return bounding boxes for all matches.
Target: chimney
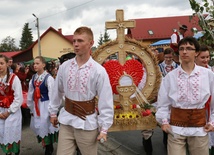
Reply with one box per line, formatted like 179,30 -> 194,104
58,28 -> 62,34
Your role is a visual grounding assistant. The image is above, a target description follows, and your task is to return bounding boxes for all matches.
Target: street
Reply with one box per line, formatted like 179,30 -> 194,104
0,118 -> 167,155
108,128 -> 167,155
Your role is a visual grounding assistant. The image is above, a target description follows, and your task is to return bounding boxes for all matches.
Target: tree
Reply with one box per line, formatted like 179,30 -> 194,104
19,23 -> 33,50
97,33 -> 103,46
0,36 -> 19,52
97,30 -> 111,47
189,0 -> 214,48
103,29 -> 111,43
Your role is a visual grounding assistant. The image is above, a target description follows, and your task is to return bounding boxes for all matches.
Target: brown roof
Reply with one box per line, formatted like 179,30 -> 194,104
129,15 -> 207,40
5,27 -> 73,59
28,26 -> 73,50
0,51 -> 22,58
64,35 -> 73,42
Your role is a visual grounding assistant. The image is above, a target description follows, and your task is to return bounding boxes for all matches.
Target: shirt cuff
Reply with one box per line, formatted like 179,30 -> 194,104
208,122 -> 214,127
100,129 -> 108,134
7,108 -> 13,114
162,119 -> 169,125
50,114 -> 57,117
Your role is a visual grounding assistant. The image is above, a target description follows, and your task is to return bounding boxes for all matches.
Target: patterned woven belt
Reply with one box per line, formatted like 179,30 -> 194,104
170,107 -> 206,127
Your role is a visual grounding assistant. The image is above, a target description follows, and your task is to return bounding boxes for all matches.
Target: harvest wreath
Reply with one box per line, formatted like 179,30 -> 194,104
93,37 -> 161,131
92,9 -> 161,131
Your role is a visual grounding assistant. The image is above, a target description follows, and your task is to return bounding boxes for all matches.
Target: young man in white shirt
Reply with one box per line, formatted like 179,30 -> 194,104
48,26 -> 114,155
156,36 -> 214,155
170,24 -> 187,54
170,24 -> 187,64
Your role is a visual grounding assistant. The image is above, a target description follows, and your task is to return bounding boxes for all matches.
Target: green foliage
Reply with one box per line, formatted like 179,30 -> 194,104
0,36 -> 19,52
144,103 -> 154,110
103,29 -> 111,43
97,33 -> 103,46
189,0 -> 214,48
97,29 -> 111,47
19,23 -> 33,50
91,46 -> 97,52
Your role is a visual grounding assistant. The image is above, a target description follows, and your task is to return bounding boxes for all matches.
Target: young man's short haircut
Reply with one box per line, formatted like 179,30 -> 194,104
178,36 -> 200,52
164,48 -> 174,55
74,26 -> 94,41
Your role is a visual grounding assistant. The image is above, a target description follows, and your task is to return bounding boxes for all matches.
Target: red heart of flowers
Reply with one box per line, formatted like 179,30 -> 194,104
103,59 -> 144,94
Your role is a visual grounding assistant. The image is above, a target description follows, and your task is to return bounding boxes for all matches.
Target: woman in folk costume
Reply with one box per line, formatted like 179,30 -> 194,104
195,45 -> 214,155
27,56 -> 59,155
0,55 -> 23,155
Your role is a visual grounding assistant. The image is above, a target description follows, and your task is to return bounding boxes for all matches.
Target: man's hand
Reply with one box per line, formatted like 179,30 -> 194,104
161,124 -> 172,133
50,116 -> 59,128
204,124 -> 214,132
97,132 -> 107,143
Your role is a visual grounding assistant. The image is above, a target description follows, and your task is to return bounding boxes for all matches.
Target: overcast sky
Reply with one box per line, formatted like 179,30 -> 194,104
0,0 -> 202,47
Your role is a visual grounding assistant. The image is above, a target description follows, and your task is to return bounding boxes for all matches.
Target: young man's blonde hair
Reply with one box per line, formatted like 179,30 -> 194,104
74,26 -> 94,41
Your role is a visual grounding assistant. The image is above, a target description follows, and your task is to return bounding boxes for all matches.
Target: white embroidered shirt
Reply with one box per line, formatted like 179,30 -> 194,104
156,65 -> 214,136
48,57 -> 114,131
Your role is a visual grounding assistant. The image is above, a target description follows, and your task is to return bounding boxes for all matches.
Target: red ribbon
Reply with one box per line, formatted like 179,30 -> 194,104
34,82 -> 41,116
2,98 -> 10,108
205,96 -> 211,121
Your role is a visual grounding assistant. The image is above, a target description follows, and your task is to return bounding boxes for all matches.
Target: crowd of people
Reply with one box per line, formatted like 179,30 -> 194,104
0,24 -> 213,155
0,26 -> 114,155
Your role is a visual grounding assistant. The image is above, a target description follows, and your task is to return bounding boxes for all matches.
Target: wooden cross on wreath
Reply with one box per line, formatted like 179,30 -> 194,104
106,10 -> 135,64
93,9 -> 162,131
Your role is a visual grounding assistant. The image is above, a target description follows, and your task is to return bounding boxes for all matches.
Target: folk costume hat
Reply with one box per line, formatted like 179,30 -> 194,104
178,22 -> 188,30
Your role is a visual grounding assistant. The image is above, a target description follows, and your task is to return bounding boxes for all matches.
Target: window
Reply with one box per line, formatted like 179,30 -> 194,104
192,27 -> 197,32
148,30 -> 154,35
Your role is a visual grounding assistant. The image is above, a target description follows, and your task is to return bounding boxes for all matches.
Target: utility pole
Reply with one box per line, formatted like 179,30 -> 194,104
32,13 -> 41,56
